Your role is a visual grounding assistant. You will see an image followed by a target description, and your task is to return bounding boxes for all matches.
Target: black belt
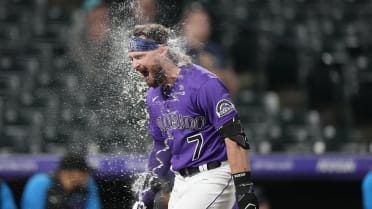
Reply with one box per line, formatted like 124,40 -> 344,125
178,161 -> 222,177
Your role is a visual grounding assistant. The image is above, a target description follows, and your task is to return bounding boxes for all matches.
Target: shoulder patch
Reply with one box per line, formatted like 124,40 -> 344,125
216,99 -> 235,118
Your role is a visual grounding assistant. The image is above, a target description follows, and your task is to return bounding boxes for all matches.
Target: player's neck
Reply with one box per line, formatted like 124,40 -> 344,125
164,66 -> 181,85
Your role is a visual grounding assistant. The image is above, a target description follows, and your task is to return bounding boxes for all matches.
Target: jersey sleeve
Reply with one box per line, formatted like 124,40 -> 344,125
21,174 -> 51,209
195,78 -> 237,129
1,181 -> 17,209
85,177 -> 102,209
146,95 -> 171,178
147,139 -> 172,178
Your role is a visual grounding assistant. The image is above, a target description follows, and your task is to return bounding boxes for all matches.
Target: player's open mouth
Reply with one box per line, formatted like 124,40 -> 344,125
141,70 -> 149,79
136,66 -> 149,79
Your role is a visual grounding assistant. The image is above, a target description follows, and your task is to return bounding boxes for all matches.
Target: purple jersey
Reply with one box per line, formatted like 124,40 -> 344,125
146,64 -> 237,176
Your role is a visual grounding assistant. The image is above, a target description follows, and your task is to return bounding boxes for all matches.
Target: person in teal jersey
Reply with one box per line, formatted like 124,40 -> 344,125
21,153 -> 101,209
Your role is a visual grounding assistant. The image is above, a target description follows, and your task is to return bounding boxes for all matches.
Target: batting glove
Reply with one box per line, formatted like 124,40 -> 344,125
232,172 -> 259,209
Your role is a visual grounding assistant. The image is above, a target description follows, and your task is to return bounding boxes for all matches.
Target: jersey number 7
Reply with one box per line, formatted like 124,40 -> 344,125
187,133 -> 204,161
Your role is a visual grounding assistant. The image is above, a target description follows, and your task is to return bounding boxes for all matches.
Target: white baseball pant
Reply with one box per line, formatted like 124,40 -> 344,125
168,161 -> 235,209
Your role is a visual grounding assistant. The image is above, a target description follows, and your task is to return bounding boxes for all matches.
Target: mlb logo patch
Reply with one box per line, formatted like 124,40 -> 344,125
216,99 -> 235,118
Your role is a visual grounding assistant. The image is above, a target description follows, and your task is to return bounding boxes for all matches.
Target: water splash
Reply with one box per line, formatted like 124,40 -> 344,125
74,4 -> 188,155
69,0 -> 159,154
69,1 -> 191,206
131,172 -> 158,199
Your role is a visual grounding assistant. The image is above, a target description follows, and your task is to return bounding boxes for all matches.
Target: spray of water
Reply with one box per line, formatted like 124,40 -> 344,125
69,0 -> 190,205
67,0 -> 158,155
90,0 -> 188,154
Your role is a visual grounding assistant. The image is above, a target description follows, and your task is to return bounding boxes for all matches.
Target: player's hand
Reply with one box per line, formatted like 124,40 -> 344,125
232,172 -> 259,209
236,188 -> 258,209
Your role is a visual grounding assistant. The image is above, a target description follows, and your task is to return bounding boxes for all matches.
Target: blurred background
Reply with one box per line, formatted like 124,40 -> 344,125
1,0 -> 372,208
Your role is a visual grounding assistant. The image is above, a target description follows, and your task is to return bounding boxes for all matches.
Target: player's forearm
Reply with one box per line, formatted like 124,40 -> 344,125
224,137 -> 251,174
225,138 -> 259,209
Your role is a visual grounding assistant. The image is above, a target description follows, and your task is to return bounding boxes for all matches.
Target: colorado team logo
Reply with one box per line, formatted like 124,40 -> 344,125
216,99 -> 235,118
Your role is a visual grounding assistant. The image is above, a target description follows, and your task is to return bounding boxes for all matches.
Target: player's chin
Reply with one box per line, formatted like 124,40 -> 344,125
146,78 -> 157,87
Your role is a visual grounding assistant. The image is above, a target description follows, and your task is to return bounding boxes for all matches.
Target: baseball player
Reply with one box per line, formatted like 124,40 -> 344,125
128,23 -> 258,209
